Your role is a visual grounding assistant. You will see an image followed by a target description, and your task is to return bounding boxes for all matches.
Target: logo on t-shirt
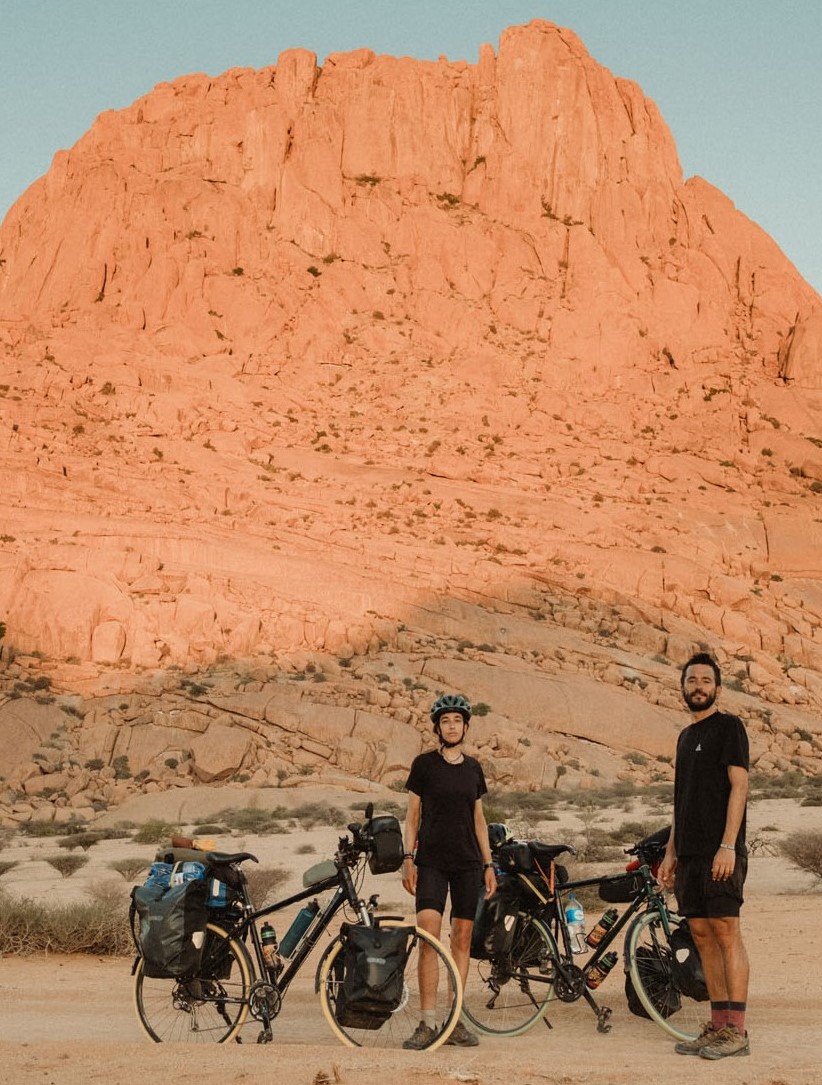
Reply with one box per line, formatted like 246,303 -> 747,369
694,743 -> 702,752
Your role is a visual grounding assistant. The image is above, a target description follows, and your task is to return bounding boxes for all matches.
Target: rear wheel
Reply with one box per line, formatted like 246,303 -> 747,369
318,920 -> 462,1050
462,913 -> 557,1037
134,922 -> 252,1043
626,911 -> 704,1041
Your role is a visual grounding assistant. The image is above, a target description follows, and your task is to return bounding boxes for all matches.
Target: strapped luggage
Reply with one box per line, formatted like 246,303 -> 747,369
334,923 -> 413,1028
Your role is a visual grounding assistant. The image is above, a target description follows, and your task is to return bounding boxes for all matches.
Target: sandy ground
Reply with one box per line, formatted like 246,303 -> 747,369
0,792 -> 819,1084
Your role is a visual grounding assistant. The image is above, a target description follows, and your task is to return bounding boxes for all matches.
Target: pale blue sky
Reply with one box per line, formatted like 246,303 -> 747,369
2,1 -> 820,294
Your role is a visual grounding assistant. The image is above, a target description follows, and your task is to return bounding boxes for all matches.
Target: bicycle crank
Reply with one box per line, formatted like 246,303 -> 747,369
553,963 -> 586,1002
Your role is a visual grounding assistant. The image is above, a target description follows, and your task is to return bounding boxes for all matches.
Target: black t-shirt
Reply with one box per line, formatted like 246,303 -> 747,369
406,750 -> 487,870
673,710 -> 749,858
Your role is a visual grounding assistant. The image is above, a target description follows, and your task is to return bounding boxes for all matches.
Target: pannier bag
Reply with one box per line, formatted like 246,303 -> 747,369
669,920 -> 708,1001
334,923 -> 413,1029
624,945 -> 681,1019
131,878 -> 209,979
471,878 -> 521,960
367,815 -> 404,875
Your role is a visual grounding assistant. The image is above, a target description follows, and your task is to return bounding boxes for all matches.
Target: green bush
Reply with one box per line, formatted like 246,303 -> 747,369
0,892 -> 132,955
780,831 -> 822,880
218,806 -> 290,834
45,854 -> 89,878
132,819 -> 180,845
108,858 -> 149,882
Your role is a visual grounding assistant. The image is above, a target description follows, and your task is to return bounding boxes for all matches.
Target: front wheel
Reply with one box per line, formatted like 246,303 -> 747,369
318,920 -> 462,1050
134,922 -> 252,1043
625,911 -> 704,1041
462,913 -> 557,1037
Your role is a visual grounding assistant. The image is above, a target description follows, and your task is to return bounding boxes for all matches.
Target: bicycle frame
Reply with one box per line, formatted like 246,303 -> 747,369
228,854 -> 373,996
526,862 -> 677,1032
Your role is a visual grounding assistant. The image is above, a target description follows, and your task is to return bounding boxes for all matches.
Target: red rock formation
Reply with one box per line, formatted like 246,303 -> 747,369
0,20 -> 820,683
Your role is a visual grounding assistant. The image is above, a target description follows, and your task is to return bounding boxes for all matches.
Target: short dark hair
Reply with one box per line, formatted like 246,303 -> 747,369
681,652 -> 721,688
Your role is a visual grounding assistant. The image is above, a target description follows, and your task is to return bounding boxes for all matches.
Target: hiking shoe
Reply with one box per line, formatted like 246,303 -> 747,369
674,1022 -> 720,1055
699,1025 -> 751,1060
445,1021 -> 479,1047
402,1021 -> 437,1050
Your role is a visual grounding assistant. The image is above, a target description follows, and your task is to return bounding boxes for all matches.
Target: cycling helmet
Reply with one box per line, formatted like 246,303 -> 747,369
430,693 -> 472,726
487,823 -> 512,850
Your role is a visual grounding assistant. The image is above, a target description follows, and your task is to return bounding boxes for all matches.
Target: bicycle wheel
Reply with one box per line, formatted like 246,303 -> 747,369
626,911 -> 704,1041
462,912 -> 557,1036
318,921 -> 462,1050
134,922 -> 253,1043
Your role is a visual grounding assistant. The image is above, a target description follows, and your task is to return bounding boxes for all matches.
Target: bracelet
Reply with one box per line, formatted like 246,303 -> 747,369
403,853 -> 415,860
483,862 -> 495,870
718,843 -> 735,851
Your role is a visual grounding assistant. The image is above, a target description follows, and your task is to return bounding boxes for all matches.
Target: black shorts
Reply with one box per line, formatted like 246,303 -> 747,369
415,865 -> 483,921
675,854 -> 747,919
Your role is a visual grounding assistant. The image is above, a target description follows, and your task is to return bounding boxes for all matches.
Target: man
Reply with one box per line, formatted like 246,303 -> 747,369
401,693 -> 496,1049
659,652 -> 751,1059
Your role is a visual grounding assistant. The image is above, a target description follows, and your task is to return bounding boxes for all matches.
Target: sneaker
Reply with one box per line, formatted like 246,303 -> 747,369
674,1022 -> 720,1056
402,1021 -> 437,1050
445,1021 -> 479,1047
699,1025 -> 751,1060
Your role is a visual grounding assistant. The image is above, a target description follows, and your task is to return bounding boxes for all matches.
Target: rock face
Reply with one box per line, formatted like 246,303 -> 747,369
0,21 -> 820,812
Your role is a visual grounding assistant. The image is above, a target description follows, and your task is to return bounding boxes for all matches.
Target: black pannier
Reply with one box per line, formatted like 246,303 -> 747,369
131,878 -> 209,979
333,923 -> 413,1028
367,815 -> 405,875
471,878 -> 520,960
669,920 -> 708,1001
624,946 -> 681,1019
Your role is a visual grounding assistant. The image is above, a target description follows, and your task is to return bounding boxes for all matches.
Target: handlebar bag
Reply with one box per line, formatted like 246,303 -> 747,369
367,815 -> 404,875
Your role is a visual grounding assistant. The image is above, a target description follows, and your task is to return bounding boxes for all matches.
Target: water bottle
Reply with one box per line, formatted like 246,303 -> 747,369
260,923 -> 278,965
586,950 -> 618,989
565,892 -> 587,954
586,907 -> 618,948
279,900 -> 320,957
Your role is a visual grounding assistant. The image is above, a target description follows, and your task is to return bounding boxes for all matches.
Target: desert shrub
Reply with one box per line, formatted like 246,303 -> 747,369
86,878 -> 131,909
780,831 -> 822,881
132,819 -> 180,844
219,806 -> 290,834
295,843 -> 316,855
292,802 -> 345,829
19,820 -> 80,838
244,866 -> 289,908
108,858 -> 150,882
0,892 -> 132,955
57,830 -> 107,851
45,854 -> 89,878
191,823 -> 224,836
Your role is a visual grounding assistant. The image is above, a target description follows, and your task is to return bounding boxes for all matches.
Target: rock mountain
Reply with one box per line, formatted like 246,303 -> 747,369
0,21 -> 820,821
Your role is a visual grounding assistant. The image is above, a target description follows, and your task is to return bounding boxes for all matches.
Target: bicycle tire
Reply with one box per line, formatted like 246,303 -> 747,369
134,921 -> 253,1043
625,911 -> 703,1041
462,912 -> 557,1037
318,920 -> 462,1050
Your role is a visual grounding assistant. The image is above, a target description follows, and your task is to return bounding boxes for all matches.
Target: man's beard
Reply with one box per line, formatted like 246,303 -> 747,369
683,689 -> 717,712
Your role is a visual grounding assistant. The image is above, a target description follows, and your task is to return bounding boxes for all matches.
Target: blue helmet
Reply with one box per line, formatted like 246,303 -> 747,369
430,693 -> 472,726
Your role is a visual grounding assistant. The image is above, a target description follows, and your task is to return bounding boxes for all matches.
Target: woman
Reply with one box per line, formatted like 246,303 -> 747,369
402,693 -> 496,1048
